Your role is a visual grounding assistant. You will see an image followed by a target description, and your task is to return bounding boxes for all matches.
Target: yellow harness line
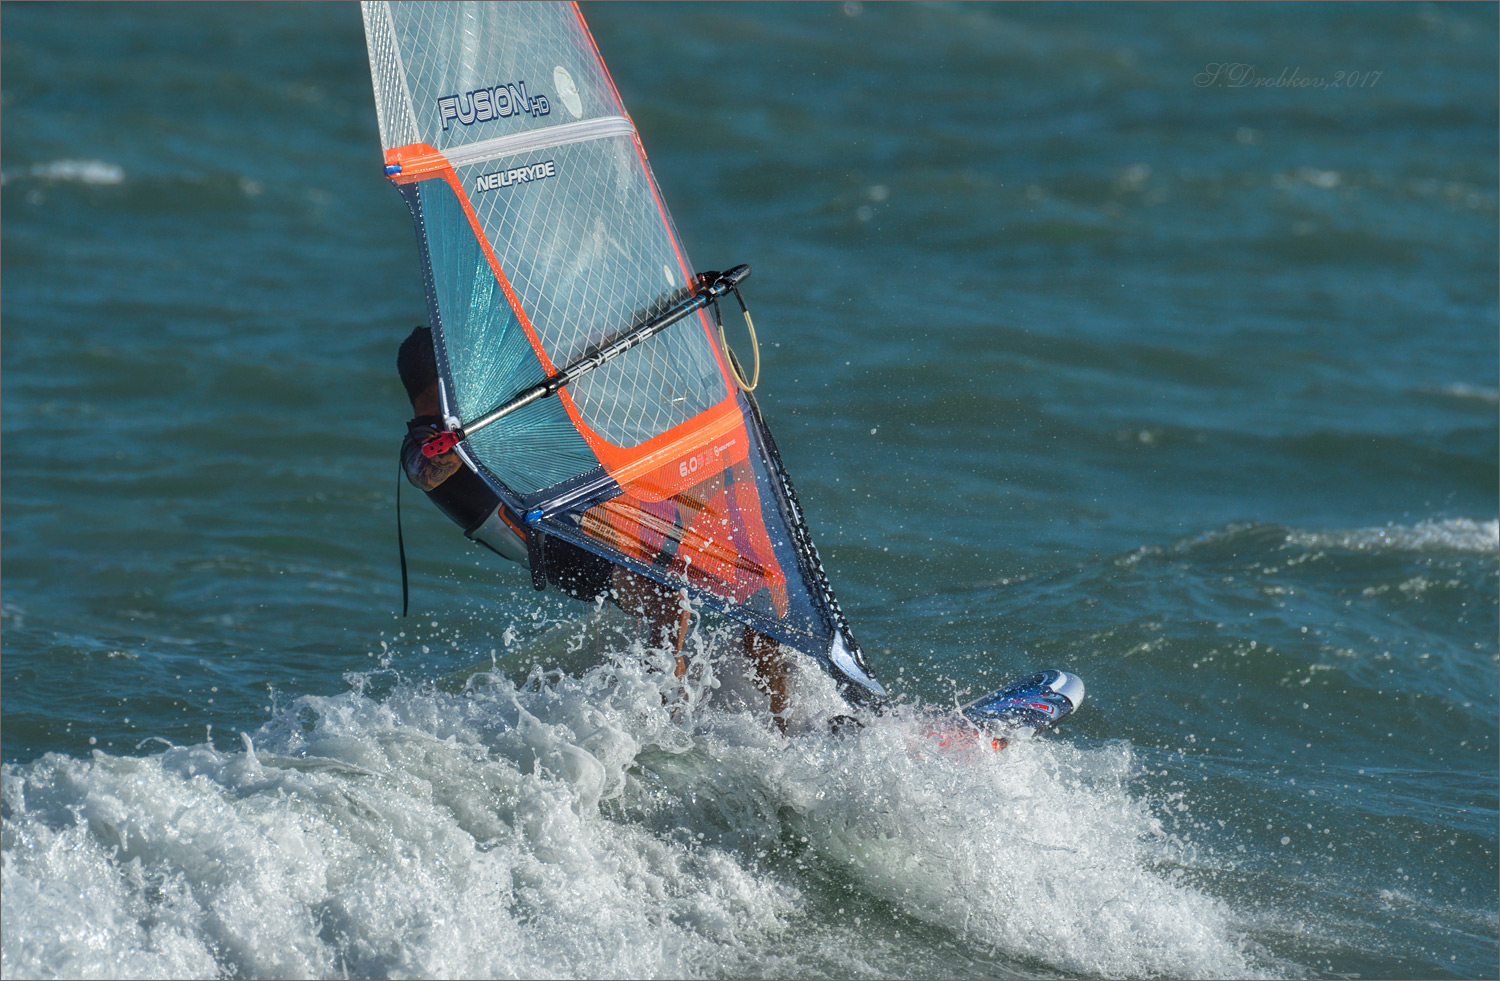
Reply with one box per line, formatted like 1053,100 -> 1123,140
716,291 -> 760,392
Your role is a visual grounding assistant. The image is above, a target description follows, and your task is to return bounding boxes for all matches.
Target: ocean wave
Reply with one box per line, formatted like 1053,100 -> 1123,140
1285,518 -> 1499,555
1119,518 -> 1500,565
1428,383 -> 1500,404
0,649 -> 1264,980
0,159 -> 125,186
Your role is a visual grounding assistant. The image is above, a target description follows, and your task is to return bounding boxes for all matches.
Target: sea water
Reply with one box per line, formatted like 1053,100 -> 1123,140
2,3 -> 1496,978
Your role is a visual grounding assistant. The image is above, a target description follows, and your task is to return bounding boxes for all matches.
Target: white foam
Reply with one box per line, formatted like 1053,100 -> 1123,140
1433,383 -> 1499,404
2,640 -> 1263,979
0,159 -> 126,186
1287,518 -> 1499,555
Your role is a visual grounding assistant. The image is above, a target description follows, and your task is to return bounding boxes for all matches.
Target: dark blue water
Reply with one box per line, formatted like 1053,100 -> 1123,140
4,3 -> 1496,978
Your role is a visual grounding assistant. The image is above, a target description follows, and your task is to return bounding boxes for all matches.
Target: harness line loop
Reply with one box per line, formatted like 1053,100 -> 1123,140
715,286 -> 760,392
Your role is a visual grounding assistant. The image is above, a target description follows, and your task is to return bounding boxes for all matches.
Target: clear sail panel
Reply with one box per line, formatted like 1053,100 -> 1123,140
365,1 -> 623,155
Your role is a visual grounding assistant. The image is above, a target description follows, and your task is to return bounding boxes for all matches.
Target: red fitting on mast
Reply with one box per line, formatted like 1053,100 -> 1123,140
421,430 -> 461,457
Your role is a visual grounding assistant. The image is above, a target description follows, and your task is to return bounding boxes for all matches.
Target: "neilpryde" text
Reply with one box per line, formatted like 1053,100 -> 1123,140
473,160 -> 557,194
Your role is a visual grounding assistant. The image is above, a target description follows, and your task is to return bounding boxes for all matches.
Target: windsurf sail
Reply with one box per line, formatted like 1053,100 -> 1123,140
361,0 -> 883,704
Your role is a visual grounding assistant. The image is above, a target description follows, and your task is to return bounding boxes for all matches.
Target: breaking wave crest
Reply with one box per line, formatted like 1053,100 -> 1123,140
1118,517 -> 1500,565
3,642 -> 1263,979
0,159 -> 126,186
1284,517 -> 1498,555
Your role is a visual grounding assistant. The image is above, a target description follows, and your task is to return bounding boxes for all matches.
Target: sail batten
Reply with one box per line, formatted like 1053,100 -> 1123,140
439,115 -> 635,169
363,0 -> 884,703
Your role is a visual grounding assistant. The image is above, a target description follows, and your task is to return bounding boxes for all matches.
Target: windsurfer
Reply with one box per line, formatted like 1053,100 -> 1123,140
397,326 -> 791,726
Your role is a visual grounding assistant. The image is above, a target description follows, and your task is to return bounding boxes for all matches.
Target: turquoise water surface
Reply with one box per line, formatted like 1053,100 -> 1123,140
3,3 -> 1497,978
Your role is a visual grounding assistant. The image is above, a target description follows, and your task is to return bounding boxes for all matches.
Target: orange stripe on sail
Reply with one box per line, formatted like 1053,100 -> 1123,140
386,141 -> 737,497
567,1 -> 741,399
386,139 -> 789,612
581,457 -> 789,615
385,143 -> 559,376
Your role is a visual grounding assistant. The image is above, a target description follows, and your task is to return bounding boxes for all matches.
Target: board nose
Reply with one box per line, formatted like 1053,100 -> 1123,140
1044,669 -> 1086,709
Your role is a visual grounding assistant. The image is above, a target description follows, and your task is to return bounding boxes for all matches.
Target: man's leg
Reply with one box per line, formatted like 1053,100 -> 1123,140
744,630 -> 790,733
609,568 -> 791,729
610,567 -> 689,676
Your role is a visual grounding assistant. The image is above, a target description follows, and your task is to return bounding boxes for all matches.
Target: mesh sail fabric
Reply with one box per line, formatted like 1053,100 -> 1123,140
364,0 -> 620,153
361,0 -> 883,698
410,178 -> 595,495
451,135 -> 725,448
